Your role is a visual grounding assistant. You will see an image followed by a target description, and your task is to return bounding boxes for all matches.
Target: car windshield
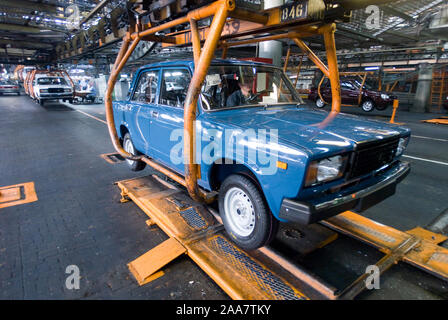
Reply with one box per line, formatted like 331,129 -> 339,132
200,64 -> 301,111
37,77 -> 67,85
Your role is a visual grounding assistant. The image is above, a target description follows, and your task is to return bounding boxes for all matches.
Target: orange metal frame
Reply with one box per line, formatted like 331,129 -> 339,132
105,0 -> 342,203
13,65 -> 25,81
25,69 -> 76,99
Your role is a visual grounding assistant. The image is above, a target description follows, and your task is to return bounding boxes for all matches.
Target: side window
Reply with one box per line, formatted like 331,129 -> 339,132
131,70 -> 159,103
160,69 -> 191,108
341,81 -> 355,90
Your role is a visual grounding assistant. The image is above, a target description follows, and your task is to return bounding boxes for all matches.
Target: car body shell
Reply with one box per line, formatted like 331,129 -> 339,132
113,59 -> 411,223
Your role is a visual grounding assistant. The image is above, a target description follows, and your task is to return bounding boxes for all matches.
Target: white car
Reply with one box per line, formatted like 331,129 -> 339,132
33,75 -> 74,105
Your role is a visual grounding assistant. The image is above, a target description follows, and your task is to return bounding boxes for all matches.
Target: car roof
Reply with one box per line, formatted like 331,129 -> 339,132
137,59 -> 278,71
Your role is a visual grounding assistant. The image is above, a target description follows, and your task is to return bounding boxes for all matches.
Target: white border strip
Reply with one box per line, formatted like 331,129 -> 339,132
403,155 -> 448,166
412,135 -> 448,143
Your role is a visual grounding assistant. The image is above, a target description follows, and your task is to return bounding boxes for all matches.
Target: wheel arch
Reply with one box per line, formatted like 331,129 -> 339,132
208,159 -> 263,193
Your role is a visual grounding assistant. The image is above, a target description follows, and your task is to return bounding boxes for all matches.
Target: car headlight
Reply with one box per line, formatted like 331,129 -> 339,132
305,155 -> 348,186
381,93 -> 389,100
40,89 -> 49,93
396,136 -> 410,156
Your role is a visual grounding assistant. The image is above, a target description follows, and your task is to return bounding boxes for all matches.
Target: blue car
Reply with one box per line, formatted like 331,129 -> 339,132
112,59 -> 411,250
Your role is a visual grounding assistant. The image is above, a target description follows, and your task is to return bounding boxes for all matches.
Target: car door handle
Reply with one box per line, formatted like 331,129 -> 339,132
151,110 -> 159,118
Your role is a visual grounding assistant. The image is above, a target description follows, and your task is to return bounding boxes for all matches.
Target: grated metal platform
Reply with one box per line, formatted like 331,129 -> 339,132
117,175 -> 321,300
117,175 -> 448,300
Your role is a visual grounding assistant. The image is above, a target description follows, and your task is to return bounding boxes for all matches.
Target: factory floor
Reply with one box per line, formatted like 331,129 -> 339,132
1,94 -> 447,299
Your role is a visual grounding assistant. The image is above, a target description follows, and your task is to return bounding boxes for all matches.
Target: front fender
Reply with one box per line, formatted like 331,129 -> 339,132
200,127 -> 309,220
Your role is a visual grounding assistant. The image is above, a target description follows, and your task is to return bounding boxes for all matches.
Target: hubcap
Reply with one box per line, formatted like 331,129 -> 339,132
124,138 -> 136,165
224,187 -> 255,237
316,98 -> 325,108
363,101 -> 373,111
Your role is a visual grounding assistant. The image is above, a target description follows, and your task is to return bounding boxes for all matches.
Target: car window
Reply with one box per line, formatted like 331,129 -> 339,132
200,64 -> 301,110
159,69 -> 190,108
37,77 -> 67,85
341,81 -> 356,90
131,70 -> 159,103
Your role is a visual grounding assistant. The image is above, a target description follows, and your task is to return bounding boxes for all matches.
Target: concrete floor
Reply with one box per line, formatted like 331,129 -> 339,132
0,95 -> 447,300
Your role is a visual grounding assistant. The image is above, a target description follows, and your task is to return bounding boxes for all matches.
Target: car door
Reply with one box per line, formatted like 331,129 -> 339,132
341,81 -> 359,105
319,78 -> 332,102
126,68 -> 160,156
149,67 -> 192,172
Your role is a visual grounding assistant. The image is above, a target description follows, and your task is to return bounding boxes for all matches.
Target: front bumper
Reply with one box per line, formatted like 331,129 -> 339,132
0,89 -> 20,94
39,93 -> 73,100
278,161 -> 410,225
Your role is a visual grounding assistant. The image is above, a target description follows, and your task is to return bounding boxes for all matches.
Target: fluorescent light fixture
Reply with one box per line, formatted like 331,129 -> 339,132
365,66 -> 380,71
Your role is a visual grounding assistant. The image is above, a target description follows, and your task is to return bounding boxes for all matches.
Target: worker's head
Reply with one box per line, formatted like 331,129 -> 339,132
239,76 -> 253,96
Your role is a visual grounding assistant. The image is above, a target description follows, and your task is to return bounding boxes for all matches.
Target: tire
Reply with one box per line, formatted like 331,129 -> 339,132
361,99 -> 374,112
218,174 -> 278,250
375,103 -> 388,111
315,98 -> 326,108
69,99 -> 73,104
17,92 -> 20,96
39,99 -> 44,106
123,133 -> 146,171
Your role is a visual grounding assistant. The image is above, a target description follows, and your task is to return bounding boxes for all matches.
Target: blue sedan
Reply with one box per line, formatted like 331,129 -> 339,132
112,59 -> 411,250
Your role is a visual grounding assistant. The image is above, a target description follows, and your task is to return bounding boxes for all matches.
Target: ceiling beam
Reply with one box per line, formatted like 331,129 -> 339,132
0,39 -> 53,50
0,22 -> 68,34
0,23 -> 42,33
381,6 -> 413,21
335,0 -> 400,10
0,0 -> 61,14
79,0 -> 113,27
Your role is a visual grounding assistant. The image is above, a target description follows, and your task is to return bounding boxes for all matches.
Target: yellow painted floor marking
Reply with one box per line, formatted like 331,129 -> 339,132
0,182 -> 38,209
76,109 -> 107,124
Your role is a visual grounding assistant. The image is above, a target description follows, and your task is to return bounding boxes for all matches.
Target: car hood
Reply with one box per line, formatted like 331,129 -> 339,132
205,106 -> 409,157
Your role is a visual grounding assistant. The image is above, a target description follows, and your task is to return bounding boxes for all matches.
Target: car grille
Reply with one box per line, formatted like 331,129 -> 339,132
348,137 -> 399,179
48,88 -> 65,93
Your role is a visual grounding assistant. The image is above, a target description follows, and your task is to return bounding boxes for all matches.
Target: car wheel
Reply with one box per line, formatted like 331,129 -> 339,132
39,100 -> 44,106
375,103 -> 388,111
361,99 -> 374,112
17,92 -> 20,96
123,133 -> 146,171
219,174 -> 278,250
315,98 -> 326,108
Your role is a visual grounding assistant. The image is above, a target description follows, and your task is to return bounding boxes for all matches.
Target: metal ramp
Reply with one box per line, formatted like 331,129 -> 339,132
117,175 -> 448,300
117,175 -> 323,300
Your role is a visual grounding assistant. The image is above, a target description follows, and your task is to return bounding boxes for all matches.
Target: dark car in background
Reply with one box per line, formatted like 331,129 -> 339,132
0,80 -> 20,96
308,79 -> 395,112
